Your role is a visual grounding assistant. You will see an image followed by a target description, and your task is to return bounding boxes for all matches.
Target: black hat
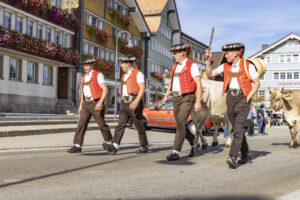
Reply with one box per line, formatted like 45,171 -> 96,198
81,58 -> 96,65
118,56 -> 136,62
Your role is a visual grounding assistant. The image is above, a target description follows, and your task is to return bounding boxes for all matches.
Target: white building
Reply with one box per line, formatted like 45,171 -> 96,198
250,32 -> 300,108
0,1 -> 79,113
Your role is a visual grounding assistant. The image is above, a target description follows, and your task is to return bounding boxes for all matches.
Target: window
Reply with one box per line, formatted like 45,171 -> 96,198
274,72 -> 279,80
27,20 -> 33,36
97,20 -> 103,30
105,50 -> 110,61
37,24 -> 43,39
43,66 -> 51,85
259,90 -> 265,97
110,52 -> 115,62
4,12 -> 12,29
265,56 -> 270,63
280,72 -> 286,79
92,17 -> 97,26
94,47 -> 99,58
55,31 -> 60,45
161,100 -> 173,110
0,56 -> 3,79
280,55 -> 285,63
287,41 -> 293,46
55,0 -> 62,8
293,54 -> 299,62
16,16 -> 23,33
63,34 -> 68,47
27,63 -> 36,82
100,48 -> 104,59
9,59 -> 19,80
287,55 -> 291,62
83,43 -> 88,54
260,75 -> 264,80
294,72 -> 299,79
287,72 -> 292,79
47,28 -> 52,42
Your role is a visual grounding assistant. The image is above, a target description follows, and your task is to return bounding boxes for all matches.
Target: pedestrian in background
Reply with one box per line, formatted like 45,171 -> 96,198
257,104 -> 264,135
246,103 -> 256,136
261,103 -> 268,135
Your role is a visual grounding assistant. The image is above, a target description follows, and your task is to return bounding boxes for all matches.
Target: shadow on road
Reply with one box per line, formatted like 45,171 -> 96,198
271,142 -> 290,146
128,195 -> 271,200
155,155 -> 196,166
250,150 -> 271,161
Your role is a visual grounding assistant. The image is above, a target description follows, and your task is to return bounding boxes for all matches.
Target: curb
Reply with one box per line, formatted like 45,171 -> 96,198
0,119 -> 118,126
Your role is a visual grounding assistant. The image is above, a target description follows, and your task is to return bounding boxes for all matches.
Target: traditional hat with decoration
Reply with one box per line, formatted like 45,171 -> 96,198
118,55 -> 139,69
222,43 -> 245,59
170,44 -> 192,57
81,58 -> 96,65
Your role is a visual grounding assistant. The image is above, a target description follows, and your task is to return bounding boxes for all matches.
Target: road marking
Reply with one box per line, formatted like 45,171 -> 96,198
276,189 -> 300,200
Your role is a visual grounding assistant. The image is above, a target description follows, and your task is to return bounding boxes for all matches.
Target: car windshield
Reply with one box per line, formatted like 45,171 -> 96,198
148,100 -> 173,110
148,101 -> 163,110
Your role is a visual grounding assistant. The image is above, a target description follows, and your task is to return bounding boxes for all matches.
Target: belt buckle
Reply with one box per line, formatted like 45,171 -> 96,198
230,90 -> 240,96
172,91 -> 181,97
85,96 -> 93,101
123,95 -> 133,103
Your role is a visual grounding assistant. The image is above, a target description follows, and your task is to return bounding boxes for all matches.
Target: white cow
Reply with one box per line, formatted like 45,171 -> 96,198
191,79 -> 233,148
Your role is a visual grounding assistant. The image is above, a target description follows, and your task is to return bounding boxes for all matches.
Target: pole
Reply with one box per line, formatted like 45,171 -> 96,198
114,33 -> 119,120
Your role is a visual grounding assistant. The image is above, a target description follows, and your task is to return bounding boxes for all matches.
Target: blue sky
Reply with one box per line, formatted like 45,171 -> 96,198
176,0 -> 300,57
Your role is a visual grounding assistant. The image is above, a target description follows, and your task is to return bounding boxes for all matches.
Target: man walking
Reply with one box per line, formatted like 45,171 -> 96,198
246,103 -> 256,136
205,43 -> 260,168
162,44 -> 202,161
103,56 -> 148,154
67,58 -> 112,153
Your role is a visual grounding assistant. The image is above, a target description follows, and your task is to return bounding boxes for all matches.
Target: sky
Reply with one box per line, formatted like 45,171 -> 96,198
176,0 -> 300,57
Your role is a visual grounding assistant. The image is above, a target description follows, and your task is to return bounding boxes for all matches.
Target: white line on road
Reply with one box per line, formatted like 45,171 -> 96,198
276,189 -> 300,200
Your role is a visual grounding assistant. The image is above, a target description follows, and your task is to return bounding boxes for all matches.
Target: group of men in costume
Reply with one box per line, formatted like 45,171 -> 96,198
67,42 -> 260,169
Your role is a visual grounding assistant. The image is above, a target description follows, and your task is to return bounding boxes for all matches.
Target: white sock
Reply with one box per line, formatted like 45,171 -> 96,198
75,144 -> 81,148
113,143 -> 119,150
172,150 -> 179,154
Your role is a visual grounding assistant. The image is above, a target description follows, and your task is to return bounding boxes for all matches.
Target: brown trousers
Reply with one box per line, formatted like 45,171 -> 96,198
112,97 -> 148,147
227,92 -> 251,158
73,100 -> 112,145
172,94 -> 195,151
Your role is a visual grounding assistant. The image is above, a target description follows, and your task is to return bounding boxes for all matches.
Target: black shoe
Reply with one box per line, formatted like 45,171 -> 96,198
102,142 -> 111,152
189,143 -> 200,157
226,157 -> 237,169
136,146 -> 148,154
109,144 -> 118,155
238,155 -> 252,164
67,146 -> 82,153
166,152 -> 179,161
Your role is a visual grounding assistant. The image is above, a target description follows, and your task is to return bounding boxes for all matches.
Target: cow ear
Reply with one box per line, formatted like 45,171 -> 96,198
282,94 -> 293,100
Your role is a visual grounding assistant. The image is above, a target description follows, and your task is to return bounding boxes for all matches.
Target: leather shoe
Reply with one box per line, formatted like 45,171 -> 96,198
136,146 -> 148,154
226,157 -> 237,169
238,155 -> 252,164
166,152 -> 179,161
102,142 -> 111,151
189,143 -> 200,157
67,146 -> 82,153
109,144 -> 118,155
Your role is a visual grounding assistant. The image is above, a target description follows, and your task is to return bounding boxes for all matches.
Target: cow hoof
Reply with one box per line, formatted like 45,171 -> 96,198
202,143 -> 208,149
289,144 -> 294,148
212,142 -> 218,146
225,144 -> 231,148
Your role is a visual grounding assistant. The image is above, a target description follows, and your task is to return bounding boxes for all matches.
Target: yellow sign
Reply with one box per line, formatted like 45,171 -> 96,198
62,0 -> 79,9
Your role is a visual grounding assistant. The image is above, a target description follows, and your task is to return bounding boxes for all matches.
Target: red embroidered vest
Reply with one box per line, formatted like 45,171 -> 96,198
82,70 -> 103,100
222,59 -> 253,97
121,68 -> 140,95
170,59 -> 196,94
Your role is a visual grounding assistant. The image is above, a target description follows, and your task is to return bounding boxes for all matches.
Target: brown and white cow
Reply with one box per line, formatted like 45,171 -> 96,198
191,79 -> 233,148
269,88 -> 300,148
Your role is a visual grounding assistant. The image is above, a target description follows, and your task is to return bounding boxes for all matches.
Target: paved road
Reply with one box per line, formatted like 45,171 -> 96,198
0,126 -> 300,200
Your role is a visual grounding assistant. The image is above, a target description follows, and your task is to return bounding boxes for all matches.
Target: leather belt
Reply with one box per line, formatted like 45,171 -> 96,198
229,89 -> 243,96
123,93 -> 138,103
172,91 -> 182,97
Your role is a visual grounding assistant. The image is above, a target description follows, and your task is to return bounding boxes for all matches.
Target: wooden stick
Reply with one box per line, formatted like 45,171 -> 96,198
205,27 -> 215,64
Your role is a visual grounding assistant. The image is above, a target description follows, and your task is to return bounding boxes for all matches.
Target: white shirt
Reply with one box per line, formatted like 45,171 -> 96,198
215,59 -> 258,89
172,58 -> 200,92
83,70 -> 105,99
122,68 -> 144,96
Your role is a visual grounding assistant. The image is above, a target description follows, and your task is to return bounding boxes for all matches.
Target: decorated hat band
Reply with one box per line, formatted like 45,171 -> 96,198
81,58 -> 96,65
222,43 -> 245,58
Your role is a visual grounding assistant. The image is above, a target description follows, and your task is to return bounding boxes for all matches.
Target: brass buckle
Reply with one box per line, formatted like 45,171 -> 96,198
172,91 -> 181,97
230,90 -> 241,96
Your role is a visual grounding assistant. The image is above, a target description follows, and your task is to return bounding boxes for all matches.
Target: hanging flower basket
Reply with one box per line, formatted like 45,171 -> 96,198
118,39 -> 143,58
108,8 -> 131,27
151,72 -> 164,80
86,25 -> 110,42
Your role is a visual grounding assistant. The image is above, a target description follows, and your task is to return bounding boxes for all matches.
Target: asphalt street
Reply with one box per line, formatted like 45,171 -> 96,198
0,126 -> 300,200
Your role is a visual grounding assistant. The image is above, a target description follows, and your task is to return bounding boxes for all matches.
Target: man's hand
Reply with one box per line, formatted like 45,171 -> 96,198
161,96 -> 168,105
246,94 -> 252,103
205,49 -> 212,61
129,100 -> 138,111
78,106 -> 82,114
194,102 -> 201,112
95,102 -> 103,111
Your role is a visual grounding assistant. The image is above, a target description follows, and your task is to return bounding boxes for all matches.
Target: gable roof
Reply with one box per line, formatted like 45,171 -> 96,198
250,32 -> 300,58
136,0 -> 168,15
211,52 -> 226,69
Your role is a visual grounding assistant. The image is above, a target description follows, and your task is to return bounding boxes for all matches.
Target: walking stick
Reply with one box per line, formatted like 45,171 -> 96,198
205,27 -> 215,64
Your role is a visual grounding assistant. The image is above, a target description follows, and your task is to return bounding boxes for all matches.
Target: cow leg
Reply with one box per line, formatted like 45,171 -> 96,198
196,121 -> 208,149
292,121 -> 300,147
225,121 -> 233,148
288,123 -> 295,148
212,123 -> 219,146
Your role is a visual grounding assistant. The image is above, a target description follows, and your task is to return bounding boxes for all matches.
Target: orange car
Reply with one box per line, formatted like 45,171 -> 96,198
142,98 -> 196,133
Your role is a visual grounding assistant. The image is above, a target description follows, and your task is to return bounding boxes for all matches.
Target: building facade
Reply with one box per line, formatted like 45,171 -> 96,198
82,0 -> 150,113
137,0 -> 181,105
250,32 -> 300,108
0,0 -> 80,113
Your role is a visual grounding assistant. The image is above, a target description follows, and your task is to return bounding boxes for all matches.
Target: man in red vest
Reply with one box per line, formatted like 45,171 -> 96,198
205,43 -> 260,168
67,58 -> 112,153
103,56 -> 148,154
162,44 -> 202,161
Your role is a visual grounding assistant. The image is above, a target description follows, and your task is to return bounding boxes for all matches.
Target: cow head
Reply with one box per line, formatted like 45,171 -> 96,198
269,88 -> 293,111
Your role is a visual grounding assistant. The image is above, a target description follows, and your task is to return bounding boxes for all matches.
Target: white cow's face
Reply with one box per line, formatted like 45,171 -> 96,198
269,89 -> 284,111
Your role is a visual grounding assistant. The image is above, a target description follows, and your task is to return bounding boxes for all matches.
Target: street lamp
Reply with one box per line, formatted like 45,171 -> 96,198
114,30 -> 133,120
